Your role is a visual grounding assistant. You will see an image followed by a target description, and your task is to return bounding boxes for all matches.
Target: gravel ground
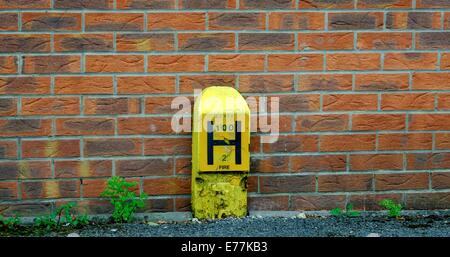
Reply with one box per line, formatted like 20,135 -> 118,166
74,213 -> 450,237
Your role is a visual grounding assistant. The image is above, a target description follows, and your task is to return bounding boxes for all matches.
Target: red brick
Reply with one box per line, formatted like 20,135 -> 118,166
355,73 -> 409,91
358,0 -> 411,8
0,77 -> 51,95
378,133 -> 433,151
240,75 -> 293,93
179,75 -> 235,93
260,175 -> 315,193
22,180 -> 80,199
179,0 -> 235,9
209,13 -> 265,30
384,52 -> 438,70
248,196 -> 289,211
55,160 -> 112,178
149,55 -> 204,72
352,114 -> 406,131
291,195 -> 346,211
144,138 -> 191,155
55,0 -> 114,9
56,118 -> 114,136
117,33 -> 174,52
323,94 -> 378,111
407,153 -> 450,170
387,12 -> 441,29
148,13 -> 205,30
117,158 -> 173,177
349,193 -> 403,211
175,157 -> 191,175
382,93 -> 435,110
118,117 -> 174,135
21,97 -> 80,116
417,0 -> 450,8
299,0 -> 353,8
432,172 -> 450,189
0,119 -> 52,137
327,53 -> 380,71
290,155 -> 347,172
0,56 -> 17,74
320,134 -> 376,152
0,98 -> 17,116
436,133 -> 450,150
263,135 -> 318,153
0,0 -> 50,9
0,161 -> 51,180
404,192 -> 450,210
350,154 -> 403,171
416,32 -> 450,49
86,13 -> 144,31
23,56 -> 81,74
84,138 -> 142,157
319,174 -> 373,192
84,97 -> 141,115
22,13 -> 81,31
22,140 -> 80,158
86,55 -> 144,73
118,76 -> 175,94
83,178 -> 139,198
55,34 -> 113,52
209,54 -> 264,72
409,114 -> 450,131
268,54 -> 323,71
357,32 -> 412,50
0,181 -> 17,200
0,13 -> 17,31
328,12 -> 384,30
251,156 -> 289,173
0,141 -> 17,159
269,12 -> 324,30
299,74 -> 352,91
375,173 -> 429,191
178,33 -> 235,51
240,0 -> 295,9
0,34 -> 50,53
296,114 -> 349,132
413,72 -> 450,90
144,97 -> 178,114
143,198 -> 174,213
299,32 -> 353,50
144,177 -> 190,195
55,76 -> 113,94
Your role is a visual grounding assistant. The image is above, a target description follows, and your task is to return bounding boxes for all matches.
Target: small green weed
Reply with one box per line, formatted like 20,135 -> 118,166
0,215 -> 21,231
330,203 -> 361,217
34,202 -> 89,230
379,199 -> 403,218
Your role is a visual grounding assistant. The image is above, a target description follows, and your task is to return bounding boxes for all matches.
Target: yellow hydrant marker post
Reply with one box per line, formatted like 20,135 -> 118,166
192,86 -> 251,219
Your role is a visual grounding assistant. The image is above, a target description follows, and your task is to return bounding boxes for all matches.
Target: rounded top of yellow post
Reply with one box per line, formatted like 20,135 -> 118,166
195,86 -> 250,115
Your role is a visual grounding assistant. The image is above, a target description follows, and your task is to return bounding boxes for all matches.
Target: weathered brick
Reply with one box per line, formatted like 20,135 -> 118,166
117,159 -> 173,177
178,33 -> 235,51
149,55 -> 204,72
0,98 -> 17,116
417,32 -> 450,49
291,195 -> 346,211
0,161 -> 51,180
86,13 -> 144,31
0,141 -> 17,159
409,114 -> 450,131
290,155 -> 347,172
299,0 -> 353,8
407,152 -> 450,170
323,94 -> 378,111
349,193 -> 403,211
355,73 -> 409,91
84,138 -> 142,157
145,96 -> 182,114
263,135 -> 318,153
55,0 -> 114,9
23,55 -> 81,74
248,196 -> 289,211
357,32 -> 412,50
417,0 -> 450,8
0,56 -> 16,74
54,34 -> 113,52
319,174 -> 373,192
118,117 -> 174,135
295,114 -> 349,132
22,13 -> 81,31
327,53 -> 380,71
328,12 -> 383,30
143,198 -> 174,213
0,0 -> 50,9
0,77 -> 50,95
352,114 -> 406,131
358,0 -> 411,8
240,0 -> 295,9
269,12 -> 324,30
437,93 -> 450,110
0,181 -> 17,200
84,97 -> 141,115
253,115 -> 293,133
386,12 -> 441,29
276,94 -> 320,112
83,178 -> 139,198
384,53 -> 438,70
239,33 -> 295,51
22,140 -> 80,158
436,133 -> 450,149
144,177 -> 191,195
404,192 -> 450,210
260,175 -> 315,193
117,76 -> 176,94
0,13 -> 17,31
299,32 -> 353,51
0,34 -> 50,53
268,54 -> 323,71
432,172 -> 450,189
175,157 -> 191,175
381,93 -> 435,110
117,33 -> 174,52
413,72 -> 450,90
251,156 -> 289,173
0,119 -> 52,137
55,76 -> 113,94
55,160 -> 112,178
148,13 -> 205,30
0,202 -> 52,216
375,173 -> 429,191
179,0 -> 235,9
21,97 -> 80,115
299,74 -> 352,91
209,54 -> 264,72
320,134 -> 376,152
239,75 -> 293,93
22,180 -> 80,199
56,118 -> 114,136
117,0 -> 175,9
144,138 -> 191,155
179,75 -> 235,92
351,154 -> 403,171
379,133 -> 433,151
209,13 -> 265,30
86,55 -> 144,73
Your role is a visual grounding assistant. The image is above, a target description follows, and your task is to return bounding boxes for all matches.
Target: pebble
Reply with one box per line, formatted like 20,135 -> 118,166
110,229 -> 118,232
67,233 -> 80,237
296,213 -> 307,219
367,233 -> 381,237
192,218 -> 201,224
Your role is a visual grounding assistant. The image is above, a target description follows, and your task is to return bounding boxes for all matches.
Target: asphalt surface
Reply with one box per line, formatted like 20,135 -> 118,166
75,213 -> 450,237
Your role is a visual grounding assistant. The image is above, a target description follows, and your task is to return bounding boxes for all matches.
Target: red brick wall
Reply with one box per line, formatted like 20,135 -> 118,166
1,0 -> 450,216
